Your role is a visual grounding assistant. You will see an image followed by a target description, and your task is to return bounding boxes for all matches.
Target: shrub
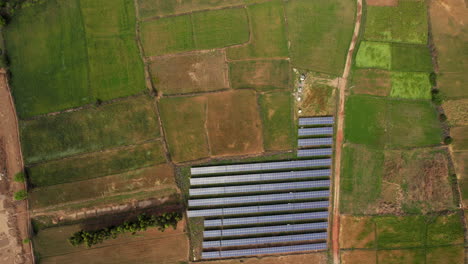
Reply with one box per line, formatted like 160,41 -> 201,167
14,190 -> 27,200
439,113 -> 447,122
429,72 -> 437,87
23,238 -> 30,244
431,89 -> 443,105
14,171 -> 25,182
444,136 -> 453,145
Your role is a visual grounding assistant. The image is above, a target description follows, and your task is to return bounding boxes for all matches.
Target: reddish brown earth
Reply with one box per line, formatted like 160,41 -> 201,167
0,70 -> 33,263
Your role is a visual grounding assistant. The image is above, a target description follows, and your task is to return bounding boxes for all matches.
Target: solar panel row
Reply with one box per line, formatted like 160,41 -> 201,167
297,148 -> 333,157
204,211 -> 329,227
190,169 -> 330,185
191,159 -> 330,175
298,127 -> 333,136
298,138 -> 333,147
298,116 -> 334,126
202,243 -> 328,259
204,222 -> 328,238
203,232 -> 328,248
187,201 -> 329,217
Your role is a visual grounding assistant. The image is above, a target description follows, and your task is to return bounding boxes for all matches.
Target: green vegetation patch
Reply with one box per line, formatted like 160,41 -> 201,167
355,41 -> 391,69
227,0 -> 288,59
350,69 -> 391,96
192,7 -> 249,50
20,96 -> 160,164
286,0 -> 355,75
390,72 -> 432,99
159,96 -> 209,163
376,215 -> 426,248
427,212 -> 465,246
140,15 -> 194,56
451,126 -> 468,151
5,0 -> 90,118
259,92 -> 294,151
137,0 -> 192,18
377,249 -> 425,264
426,245 -> 465,264
229,60 -> 290,91
28,141 -> 166,187
364,0 -> 428,44
341,144 -> 384,214
391,44 -> 433,72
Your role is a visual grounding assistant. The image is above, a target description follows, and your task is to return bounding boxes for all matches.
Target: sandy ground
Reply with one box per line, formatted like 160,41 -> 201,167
0,70 -> 33,263
332,0 -> 363,263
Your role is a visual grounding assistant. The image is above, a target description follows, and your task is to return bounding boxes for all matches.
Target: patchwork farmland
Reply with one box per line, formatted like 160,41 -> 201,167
0,0 -> 465,263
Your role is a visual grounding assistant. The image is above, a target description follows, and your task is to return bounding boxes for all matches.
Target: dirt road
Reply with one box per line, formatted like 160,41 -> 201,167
331,0 -> 363,263
0,69 -> 33,264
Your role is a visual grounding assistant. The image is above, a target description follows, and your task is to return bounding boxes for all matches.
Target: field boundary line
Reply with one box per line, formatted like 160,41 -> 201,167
226,56 -> 290,62
332,0 -> 363,263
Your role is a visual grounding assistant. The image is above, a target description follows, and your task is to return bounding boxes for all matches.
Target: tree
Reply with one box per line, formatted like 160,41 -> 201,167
444,136 -> 453,145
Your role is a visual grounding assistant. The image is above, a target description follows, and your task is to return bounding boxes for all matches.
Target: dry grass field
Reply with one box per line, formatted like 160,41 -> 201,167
341,250 -> 376,264
229,60 -> 290,91
340,216 -> 375,249
350,69 -> 391,96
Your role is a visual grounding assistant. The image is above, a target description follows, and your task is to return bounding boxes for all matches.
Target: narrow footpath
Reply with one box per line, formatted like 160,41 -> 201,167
331,0 -> 363,263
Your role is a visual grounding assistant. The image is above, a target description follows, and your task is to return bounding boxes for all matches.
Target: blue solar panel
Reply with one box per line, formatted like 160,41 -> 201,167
204,222 -> 328,238
204,211 -> 329,227
297,148 -> 333,157
190,169 -> 330,185
298,138 -> 333,147
298,127 -> 333,136
299,116 -> 334,126
203,232 -> 328,248
190,180 -> 330,196
187,201 -> 329,217
191,160 -> 329,175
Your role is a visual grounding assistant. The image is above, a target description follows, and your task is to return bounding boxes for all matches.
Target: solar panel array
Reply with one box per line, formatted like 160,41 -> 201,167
187,116 -> 334,259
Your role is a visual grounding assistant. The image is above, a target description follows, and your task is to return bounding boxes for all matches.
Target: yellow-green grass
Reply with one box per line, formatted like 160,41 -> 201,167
426,245 -> 465,264
375,215 -> 426,248
149,50 -> 228,95
355,41 -> 391,69
345,95 -> 442,148
426,212 -> 464,246
5,0 -> 90,118
364,0 -> 428,44
391,44 -> 433,72
159,96 -> 209,163
377,249 -> 425,264
350,69 -> 391,96
229,60 -> 290,91
451,126 -> 468,151
28,141 -> 166,187
286,0 -> 355,75
390,72 -> 431,100
227,0 -> 289,59
259,92 -> 294,151
20,96 -> 160,164
192,7 -> 249,50
340,144 -> 384,214
29,164 -> 175,209
140,15 -> 195,56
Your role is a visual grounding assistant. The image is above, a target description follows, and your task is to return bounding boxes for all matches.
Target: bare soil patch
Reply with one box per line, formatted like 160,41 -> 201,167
229,60 -> 290,91
196,252 -> 328,264
206,90 -> 264,156
367,0 -> 398,6
297,72 -> 337,117
340,215 -> 376,249
341,250 -> 376,264
149,50 -> 229,95
350,69 -> 391,96
442,99 -> 468,126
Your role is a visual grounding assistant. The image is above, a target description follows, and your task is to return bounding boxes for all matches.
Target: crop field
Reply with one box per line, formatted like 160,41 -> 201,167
453,152 -> 468,204
391,44 -> 433,72
149,50 -> 229,95
350,69 -> 391,96
20,96 -> 160,164
339,216 -> 376,249
259,91 -> 294,151
355,41 -> 391,69
442,99 -> 468,126
451,126 -> 468,151
28,141 -> 166,187
389,72 -> 431,100
229,60 -> 290,90
285,0 -> 355,75
340,250 -> 376,264
227,0 -> 289,59
377,249 -> 425,264
159,96 -> 210,163
364,0 -> 428,44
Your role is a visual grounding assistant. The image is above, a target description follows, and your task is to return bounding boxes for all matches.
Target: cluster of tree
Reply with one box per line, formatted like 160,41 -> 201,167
68,212 -> 182,247
0,0 -> 42,26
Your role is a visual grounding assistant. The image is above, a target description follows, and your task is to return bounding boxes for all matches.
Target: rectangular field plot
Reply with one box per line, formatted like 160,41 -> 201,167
350,69 -> 391,96
204,233 -> 327,248
286,0 -> 355,75
227,0 -> 289,59
159,96 -> 209,163
149,50 -> 228,95
355,41 -> 391,69
259,91 -> 295,151
376,216 -> 426,248
390,72 -> 431,100
230,60 -> 291,91
5,0 -> 90,118
28,140 -> 166,187
426,212 -> 464,246
20,95 -> 160,164
377,249 -> 425,264
192,7 -> 249,50
391,44 -> 433,72
364,0 -> 428,44
137,0 -> 192,18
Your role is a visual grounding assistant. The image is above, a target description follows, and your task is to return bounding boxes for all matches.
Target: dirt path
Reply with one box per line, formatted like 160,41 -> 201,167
331,0 -> 362,263
0,69 -> 33,263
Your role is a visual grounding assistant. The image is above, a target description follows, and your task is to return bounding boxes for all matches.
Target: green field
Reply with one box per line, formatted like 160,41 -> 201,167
159,96 -> 209,163
137,0 -> 192,18
229,60 -> 290,90
227,0 -> 289,59
192,7 -> 249,49
376,215 -> 426,248
390,72 -> 432,100
426,212 -> 464,246
259,92 -> 294,151
20,96 -> 160,164
286,0 -> 355,75
355,41 -> 391,69
364,0 -> 428,44
28,141 -> 166,187
391,44 -> 433,72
